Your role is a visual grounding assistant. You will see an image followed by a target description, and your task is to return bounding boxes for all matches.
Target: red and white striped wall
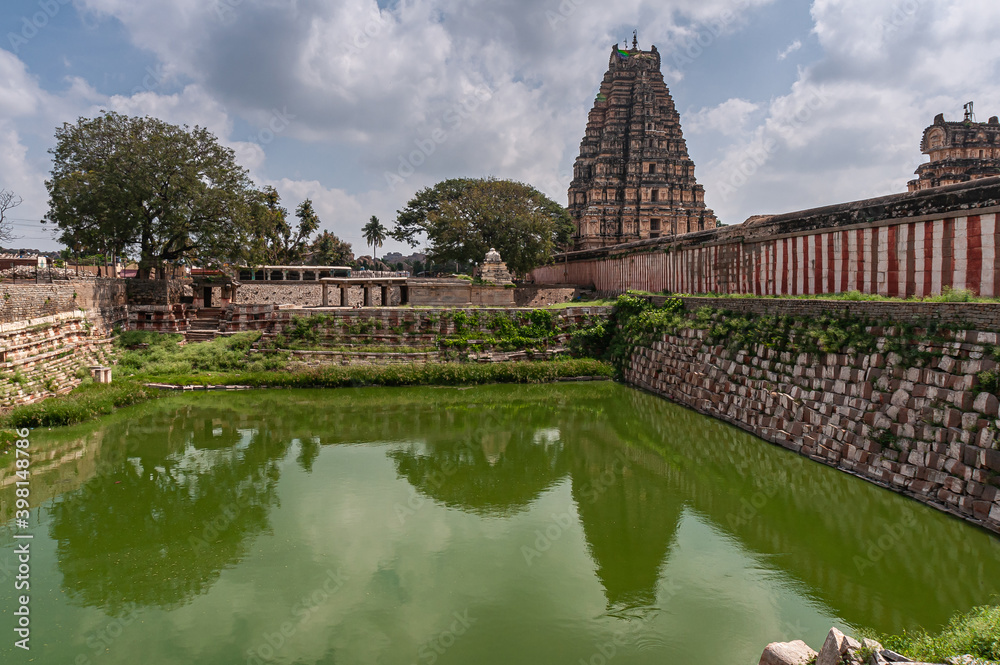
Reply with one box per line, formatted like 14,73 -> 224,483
531,213 -> 1000,297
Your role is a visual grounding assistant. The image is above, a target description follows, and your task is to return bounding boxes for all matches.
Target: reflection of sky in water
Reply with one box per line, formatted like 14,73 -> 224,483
0,383 -> 998,664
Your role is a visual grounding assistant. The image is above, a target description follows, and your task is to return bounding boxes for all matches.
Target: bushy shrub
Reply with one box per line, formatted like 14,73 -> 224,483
119,332 -> 287,376
978,369 -> 1000,394
880,605 -> 1000,663
569,322 -> 609,359
5,382 -> 155,428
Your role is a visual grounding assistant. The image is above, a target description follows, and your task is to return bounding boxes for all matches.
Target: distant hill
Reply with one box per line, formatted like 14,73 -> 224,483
380,251 -> 427,270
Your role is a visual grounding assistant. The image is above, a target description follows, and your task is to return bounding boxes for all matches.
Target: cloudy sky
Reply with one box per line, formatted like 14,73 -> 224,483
2,0 -> 999,255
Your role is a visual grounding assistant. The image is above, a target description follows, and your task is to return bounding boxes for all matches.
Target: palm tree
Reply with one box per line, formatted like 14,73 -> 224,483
362,215 -> 387,261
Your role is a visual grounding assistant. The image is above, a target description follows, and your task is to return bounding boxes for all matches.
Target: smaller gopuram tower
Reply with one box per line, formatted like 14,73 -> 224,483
908,103 -> 1000,192
569,34 -> 717,250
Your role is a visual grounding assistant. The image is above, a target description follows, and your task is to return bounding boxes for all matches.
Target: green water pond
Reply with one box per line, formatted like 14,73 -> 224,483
1,382 -> 998,664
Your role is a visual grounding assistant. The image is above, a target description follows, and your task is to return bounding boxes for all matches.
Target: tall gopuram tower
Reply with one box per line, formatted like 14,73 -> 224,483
569,36 -> 717,250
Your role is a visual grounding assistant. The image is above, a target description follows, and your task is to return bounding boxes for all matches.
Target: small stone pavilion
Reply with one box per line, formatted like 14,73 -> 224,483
476,248 -> 514,285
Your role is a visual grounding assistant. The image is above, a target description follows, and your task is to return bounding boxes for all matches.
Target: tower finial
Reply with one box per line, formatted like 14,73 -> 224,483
632,30 -> 638,50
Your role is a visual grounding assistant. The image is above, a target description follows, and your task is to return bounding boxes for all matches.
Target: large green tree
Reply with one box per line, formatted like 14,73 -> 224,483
243,187 -> 288,266
243,189 -> 321,266
391,178 -> 573,276
306,230 -> 354,266
44,111 -> 257,278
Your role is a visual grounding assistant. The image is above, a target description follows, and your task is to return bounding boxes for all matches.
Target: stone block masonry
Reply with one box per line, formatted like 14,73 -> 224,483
125,279 -> 189,306
514,285 -> 588,307
239,306 -> 613,366
0,284 -> 65,323
623,318 -> 1000,534
671,296 -> 1000,330
0,280 -> 127,331
262,306 -> 609,342
0,311 -> 115,408
235,283 -> 326,307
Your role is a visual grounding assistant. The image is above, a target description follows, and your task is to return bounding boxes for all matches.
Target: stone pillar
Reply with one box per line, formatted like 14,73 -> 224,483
90,366 -> 112,384
400,285 -> 409,305
322,283 -> 329,307
340,286 -> 348,307
363,286 -> 372,307
380,286 -> 388,307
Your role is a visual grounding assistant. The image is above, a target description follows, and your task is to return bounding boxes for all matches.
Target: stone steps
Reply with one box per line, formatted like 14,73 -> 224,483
0,314 -> 113,407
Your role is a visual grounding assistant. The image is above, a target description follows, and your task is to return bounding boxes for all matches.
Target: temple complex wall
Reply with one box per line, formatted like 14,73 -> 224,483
531,177 -> 1000,297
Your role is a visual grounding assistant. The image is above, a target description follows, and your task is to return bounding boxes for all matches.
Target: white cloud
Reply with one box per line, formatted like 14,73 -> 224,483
777,39 -> 801,60
6,0 -> 1000,252
103,85 -> 234,138
686,98 -> 762,137
698,0 -> 1000,224
0,50 -> 104,243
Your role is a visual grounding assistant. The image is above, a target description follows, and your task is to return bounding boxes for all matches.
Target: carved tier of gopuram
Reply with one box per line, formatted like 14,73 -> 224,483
908,102 -> 1000,192
568,35 -> 718,250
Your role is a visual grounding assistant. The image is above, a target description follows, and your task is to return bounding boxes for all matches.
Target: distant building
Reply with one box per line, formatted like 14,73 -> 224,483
0,254 -> 46,270
908,104 -> 1000,192
236,265 -> 352,281
568,35 -> 718,250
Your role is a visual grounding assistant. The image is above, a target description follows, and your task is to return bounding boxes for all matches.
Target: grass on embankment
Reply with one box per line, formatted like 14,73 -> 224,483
1,359 -> 611,432
0,328 -> 613,436
115,330 -> 288,375
868,605 -> 1000,663
130,357 -> 613,389
544,298 -> 616,309
1,381 -> 157,430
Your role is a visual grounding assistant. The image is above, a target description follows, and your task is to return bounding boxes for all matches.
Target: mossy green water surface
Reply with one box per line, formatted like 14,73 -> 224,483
1,382 -> 998,664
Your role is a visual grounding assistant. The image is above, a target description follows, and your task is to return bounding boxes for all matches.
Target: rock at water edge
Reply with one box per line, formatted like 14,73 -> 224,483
759,640 -> 819,665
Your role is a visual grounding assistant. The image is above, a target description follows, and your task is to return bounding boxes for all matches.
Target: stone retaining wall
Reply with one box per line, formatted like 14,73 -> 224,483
0,280 -> 126,331
0,284 -> 67,323
407,280 -> 515,307
235,283 -> 327,306
71,279 -> 127,331
514,285 -> 588,307
128,305 -> 191,333
665,296 -> 1000,330
263,306 -> 609,341
0,311 -> 115,408
624,322 -> 1000,534
272,347 -> 575,367
125,279 -> 189,306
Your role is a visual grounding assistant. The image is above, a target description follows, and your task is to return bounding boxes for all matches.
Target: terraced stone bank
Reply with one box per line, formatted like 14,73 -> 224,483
258,306 -> 612,361
0,311 -> 114,408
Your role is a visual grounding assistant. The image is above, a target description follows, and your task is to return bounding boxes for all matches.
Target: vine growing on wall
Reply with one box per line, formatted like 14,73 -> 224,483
573,294 -> 964,376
